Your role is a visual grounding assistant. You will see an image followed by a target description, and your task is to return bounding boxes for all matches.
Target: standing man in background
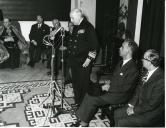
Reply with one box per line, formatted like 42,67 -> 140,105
46,19 -> 62,77
68,8 -> 99,107
64,21 -> 74,84
28,15 -> 50,67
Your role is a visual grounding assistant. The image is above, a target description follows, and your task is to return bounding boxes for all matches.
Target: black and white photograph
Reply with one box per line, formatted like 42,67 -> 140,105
0,0 -> 164,127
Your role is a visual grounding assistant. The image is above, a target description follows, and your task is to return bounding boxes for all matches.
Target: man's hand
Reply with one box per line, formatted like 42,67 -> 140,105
102,84 -> 110,91
127,106 -> 134,115
82,58 -> 91,68
31,40 -> 37,46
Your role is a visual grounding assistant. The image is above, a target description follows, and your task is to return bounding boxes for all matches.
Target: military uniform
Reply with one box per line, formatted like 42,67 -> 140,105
67,18 -> 99,105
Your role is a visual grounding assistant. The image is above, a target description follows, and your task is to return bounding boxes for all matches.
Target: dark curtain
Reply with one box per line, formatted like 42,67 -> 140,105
139,0 -> 164,56
0,9 -> 3,21
126,0 -> 138,40
0,0 -> 71,21
95,0 -> 120,72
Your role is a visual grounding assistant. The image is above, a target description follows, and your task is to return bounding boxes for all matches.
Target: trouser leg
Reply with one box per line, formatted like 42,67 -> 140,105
71,65 -> 91,105
29,44 -> 35,64
77,93 -> 108,123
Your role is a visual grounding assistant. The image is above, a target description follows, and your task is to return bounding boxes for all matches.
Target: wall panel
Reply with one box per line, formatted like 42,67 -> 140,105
0,0 -> 71,21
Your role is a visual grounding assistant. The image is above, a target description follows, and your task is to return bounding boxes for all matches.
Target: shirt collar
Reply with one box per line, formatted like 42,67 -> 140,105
146,67 -> 158,81
122,58 -> 132,66
78,18 -> 84,25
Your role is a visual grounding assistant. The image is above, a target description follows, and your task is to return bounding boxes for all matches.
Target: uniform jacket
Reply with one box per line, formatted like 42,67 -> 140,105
29,23 -> 50,47
67,18 -> 99,66
129,68 -> 164,120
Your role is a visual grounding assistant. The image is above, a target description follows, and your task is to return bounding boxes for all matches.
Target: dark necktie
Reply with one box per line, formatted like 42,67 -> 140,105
142,71 -> 149,85
119,61 -> 123,68
138,71 -> 149,104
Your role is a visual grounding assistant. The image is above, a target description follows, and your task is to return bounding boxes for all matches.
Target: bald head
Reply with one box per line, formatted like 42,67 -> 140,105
52,19 -> 61,29
70,8 -> 83,25
3,18 -> 11,28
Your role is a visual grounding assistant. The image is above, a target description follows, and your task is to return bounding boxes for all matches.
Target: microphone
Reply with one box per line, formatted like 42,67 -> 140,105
60,27 -> 65,36
61,27 -> 64,31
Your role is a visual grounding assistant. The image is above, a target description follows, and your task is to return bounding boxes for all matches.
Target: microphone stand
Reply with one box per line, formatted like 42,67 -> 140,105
40,28 -> 66,118
51,29 -> 66,117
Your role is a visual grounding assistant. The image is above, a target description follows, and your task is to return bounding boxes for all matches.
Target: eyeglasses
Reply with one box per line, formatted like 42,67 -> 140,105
142,57 -> 151,62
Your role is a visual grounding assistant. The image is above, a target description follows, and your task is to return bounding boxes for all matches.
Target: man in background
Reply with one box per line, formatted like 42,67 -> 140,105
28,15 -> 50,67
46,19 -> 62,77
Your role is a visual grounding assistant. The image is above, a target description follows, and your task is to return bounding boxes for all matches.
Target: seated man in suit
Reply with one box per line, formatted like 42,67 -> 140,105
28,15 -> 50,67
114,49 -> 164,127
71,39 -> 139,127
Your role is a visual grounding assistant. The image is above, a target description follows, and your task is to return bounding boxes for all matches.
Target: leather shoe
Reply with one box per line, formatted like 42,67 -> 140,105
70,121 -> 88,127
28,62 -> 34,67
70,121 -> 81,127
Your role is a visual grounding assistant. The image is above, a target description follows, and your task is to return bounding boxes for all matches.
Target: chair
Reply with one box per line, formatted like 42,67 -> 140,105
93,37 -> 123,83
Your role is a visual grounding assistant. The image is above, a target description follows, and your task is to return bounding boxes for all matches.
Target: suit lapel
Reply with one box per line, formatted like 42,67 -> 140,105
121,59 -> 133,70
143,68 -> 160,86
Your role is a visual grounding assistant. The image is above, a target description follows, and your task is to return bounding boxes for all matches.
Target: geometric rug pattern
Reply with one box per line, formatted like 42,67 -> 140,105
0,121 -> 19,127
25,93 -> 76,127
0,80 -> 51,113
0,80 -> 111,127
0,92 -> 23,113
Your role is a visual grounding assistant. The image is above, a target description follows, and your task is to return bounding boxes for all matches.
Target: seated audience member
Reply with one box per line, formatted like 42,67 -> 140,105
114,49 -> 164,127
0,18 -> 27,69
46,19 -> 62,77
71,39 -> 139,127
28,15 -> 50,67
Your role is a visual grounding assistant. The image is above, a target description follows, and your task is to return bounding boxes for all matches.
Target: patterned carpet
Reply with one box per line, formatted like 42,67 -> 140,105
0,80 -> 110,127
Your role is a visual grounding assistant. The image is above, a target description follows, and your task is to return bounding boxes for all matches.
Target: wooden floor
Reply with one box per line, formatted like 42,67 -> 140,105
0,61 -> 50,83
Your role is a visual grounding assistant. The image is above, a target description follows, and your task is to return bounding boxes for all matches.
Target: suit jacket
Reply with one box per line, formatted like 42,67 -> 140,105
129,68 -> 164,121
102,59 -> 139,104
67,18 -> 99,66
109,59 -> 138,93
29,23 -> 50,47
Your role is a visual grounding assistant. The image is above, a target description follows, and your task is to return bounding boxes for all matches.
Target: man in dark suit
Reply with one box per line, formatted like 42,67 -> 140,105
46,19 -> 62,77
68,9 -> 99,106
114,49 -> 164,127
28,15 -> 50,67
71,39 -> 139,127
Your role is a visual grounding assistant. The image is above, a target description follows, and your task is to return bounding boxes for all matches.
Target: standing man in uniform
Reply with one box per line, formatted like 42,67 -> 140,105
68,9 -> 99,107
28,15 -> 50,67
